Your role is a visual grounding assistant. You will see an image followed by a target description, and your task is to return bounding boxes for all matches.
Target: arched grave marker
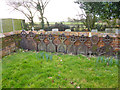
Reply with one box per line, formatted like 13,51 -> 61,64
67,35 -> 77,55
57,34 -> 67,53
77,35 -> 88,55
38,33 -> 46,51
26,31 -> 37,50
20,30 -> 28,49
90,35 -> 99,55
97,35 -> 113,56
47,34 -> 56,52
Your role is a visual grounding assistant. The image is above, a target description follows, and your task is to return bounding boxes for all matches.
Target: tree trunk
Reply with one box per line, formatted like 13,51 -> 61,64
29,17 -> 34,29
41,15 -> 44,29
31,19 -> 34,27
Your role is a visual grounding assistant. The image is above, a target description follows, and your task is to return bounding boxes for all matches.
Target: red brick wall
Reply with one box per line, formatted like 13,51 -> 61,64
1,31 -> 21,57
1,31 -> 120,57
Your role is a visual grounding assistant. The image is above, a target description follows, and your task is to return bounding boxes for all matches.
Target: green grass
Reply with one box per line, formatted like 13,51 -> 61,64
2,50 -> 118,88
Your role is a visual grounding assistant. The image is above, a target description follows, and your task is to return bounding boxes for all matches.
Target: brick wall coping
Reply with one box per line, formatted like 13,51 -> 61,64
0,30 -> 120,38
0,31 -> 22,38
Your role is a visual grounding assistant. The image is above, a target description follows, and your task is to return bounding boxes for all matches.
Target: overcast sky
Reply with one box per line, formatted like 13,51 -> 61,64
0,0 -> 83,22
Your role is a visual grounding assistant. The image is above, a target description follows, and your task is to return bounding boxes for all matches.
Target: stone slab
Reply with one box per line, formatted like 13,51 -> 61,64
91,29 -> 98,33
52,28 -> 59,32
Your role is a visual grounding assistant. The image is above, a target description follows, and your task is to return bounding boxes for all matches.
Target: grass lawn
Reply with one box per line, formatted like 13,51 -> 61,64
2,50 -> 118,88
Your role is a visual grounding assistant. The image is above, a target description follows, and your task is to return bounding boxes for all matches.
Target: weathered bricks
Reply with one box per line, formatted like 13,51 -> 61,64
1,30 -> 120,57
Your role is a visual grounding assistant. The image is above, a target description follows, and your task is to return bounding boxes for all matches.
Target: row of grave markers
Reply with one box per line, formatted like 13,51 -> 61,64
20,30 -> 114,56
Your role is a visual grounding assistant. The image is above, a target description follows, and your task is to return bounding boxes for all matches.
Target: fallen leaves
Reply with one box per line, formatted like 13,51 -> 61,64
70,81 -> 74,84
52,80 -> 54,83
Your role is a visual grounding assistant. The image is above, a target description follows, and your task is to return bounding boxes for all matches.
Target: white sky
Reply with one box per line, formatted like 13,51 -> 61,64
0,0 -> 83,22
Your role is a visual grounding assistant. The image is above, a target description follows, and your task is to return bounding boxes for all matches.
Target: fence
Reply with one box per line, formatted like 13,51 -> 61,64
0,18 -> 25,33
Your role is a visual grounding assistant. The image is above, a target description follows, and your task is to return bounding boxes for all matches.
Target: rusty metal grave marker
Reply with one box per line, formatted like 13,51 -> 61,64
90,35 -> 99,55
67,35 -> 77,55
57,34 -> 67,53
103,35 -> 113,45
26,31 -> 37,50
103,35 -> 113,56
20,30 -> 28,49
47,34 -> 56,52
38,33 -> 46,51
77,35 -> 88,55
97,35 -> 113,56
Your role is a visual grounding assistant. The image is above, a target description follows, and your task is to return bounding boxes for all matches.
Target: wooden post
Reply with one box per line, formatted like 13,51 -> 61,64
21,19 -> 24,30
12,19 -> 15,32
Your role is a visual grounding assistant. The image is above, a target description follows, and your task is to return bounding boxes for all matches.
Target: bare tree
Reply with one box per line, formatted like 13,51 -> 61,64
7,0 -> 50,30
31,0 -> 50,29
7,0 -> 37,28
